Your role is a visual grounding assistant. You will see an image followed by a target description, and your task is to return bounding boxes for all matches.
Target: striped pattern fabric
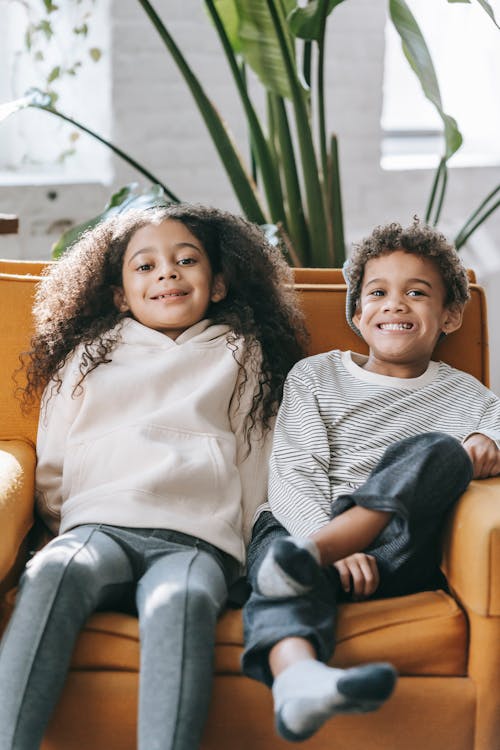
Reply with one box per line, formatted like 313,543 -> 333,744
265,350 -> 500,537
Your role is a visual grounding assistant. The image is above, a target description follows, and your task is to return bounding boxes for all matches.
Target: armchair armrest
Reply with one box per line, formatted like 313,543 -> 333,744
0,439 -> 36,589
442,478 -> 500,617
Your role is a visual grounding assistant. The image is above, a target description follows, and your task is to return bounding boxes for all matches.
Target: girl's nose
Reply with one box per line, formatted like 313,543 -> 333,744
158,266 -> 179,280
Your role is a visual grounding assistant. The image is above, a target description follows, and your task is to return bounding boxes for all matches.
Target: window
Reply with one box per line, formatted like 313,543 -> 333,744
0,0 -> 111,183
382,1 -> 500,170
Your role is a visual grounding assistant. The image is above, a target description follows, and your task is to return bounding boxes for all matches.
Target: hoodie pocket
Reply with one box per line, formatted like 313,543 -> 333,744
64,423 -> 234,504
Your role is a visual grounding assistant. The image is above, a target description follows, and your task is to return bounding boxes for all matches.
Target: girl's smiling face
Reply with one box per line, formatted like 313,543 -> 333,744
353,250 -> 463,378
114,219 -> 226,339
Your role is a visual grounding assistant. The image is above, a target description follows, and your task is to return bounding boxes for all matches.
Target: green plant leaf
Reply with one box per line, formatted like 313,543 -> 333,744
73,23 -> 89,35
234,0 -> 302,100
213,0 -> 242,53
43,0 -> 59,12
447,0 -> 499,28
52,184 -> 170,258
288,0 -> 346,41
47,65 -> 61,83
0,88 -> 180,201
454,183 -> 500,248
328,134 -> 346,265
268,93 -> 310,264
389,0 -> 462,160
139,0 -> 267,225
38,20 -> 54,40
206,0 -> 286,225
474,0 -> 500,27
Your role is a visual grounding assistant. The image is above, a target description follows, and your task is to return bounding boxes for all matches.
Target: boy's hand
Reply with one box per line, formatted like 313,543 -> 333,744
463,433 -> 500,478
333,552 -> 379,599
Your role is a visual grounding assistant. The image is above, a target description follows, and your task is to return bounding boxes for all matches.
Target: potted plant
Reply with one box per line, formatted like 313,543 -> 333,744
1,0 -> 499,264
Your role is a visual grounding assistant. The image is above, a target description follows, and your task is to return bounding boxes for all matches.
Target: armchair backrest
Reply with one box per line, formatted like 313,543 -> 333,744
0,261 -> 489,446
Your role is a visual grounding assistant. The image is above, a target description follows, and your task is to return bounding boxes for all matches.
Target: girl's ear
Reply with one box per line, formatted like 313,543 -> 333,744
442,304 -> 464,335
211,273 -> 227,303
113,286 -> 130,313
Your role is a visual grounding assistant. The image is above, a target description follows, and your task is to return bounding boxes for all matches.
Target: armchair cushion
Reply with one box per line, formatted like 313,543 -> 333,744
442,478 -> 500,616
6,588 -> 462,677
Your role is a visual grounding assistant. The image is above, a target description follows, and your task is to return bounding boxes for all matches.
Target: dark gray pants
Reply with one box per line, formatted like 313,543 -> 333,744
242,432 -> 473,686
0,524 -> 238,750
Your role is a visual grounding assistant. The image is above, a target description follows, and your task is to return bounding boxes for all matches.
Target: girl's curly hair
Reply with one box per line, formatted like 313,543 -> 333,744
345,217 -> 470,312
23,204 -> 308,435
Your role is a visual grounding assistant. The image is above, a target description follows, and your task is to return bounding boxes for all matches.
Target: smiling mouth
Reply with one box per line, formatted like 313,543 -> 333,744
378,322 -> 413,330
152,291 -> 188,300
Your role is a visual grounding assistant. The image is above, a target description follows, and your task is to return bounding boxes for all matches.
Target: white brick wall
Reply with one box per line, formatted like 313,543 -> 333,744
1,0 -> 500,387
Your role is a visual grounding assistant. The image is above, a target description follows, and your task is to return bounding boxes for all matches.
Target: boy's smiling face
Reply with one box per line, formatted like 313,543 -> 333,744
353,249 -> 463,378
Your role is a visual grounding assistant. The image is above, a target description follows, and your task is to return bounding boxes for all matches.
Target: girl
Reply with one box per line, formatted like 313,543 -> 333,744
0,203 -> 307,750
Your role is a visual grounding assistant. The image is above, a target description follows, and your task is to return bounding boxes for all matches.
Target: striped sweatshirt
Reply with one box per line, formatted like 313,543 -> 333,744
265,349 -> 500,537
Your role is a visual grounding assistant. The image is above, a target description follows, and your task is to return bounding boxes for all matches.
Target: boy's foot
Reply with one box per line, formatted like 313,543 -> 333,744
272,659 -> 397,742
256,537 -> 321,598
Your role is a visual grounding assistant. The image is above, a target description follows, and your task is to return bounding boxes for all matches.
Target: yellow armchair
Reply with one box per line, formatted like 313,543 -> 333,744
0,262 -> 499,750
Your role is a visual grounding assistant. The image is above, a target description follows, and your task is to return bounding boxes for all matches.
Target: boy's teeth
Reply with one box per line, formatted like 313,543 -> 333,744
380,323 -> 412,330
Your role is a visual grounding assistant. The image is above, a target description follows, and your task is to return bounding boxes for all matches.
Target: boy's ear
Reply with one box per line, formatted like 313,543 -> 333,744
352,302 -> 362,328
442,304 -> 464,335
113,286 -> 130,313
211,273 -> 227,303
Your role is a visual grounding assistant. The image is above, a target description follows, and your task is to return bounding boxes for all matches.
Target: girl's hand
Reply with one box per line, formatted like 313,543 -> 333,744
333,552 -> 379,599
463,433 -> 500,478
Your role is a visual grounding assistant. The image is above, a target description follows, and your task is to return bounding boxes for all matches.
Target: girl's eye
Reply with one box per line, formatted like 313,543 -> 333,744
137,263 -> 153,272
408,289 -> 425,297
178,257 -> 196,266
369,289 -> 384,297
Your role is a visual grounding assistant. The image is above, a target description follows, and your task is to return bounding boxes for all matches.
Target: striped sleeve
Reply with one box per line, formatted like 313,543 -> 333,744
268,366 -> 332,536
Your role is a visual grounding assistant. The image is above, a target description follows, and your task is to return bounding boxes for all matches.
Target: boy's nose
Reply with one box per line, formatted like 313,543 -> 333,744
383,295 -> 407,312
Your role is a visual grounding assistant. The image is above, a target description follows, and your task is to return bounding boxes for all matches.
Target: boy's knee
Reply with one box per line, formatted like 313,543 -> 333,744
425,432 -> 472,470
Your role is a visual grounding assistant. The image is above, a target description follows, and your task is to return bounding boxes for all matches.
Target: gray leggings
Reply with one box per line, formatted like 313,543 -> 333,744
0,524 -> 237,750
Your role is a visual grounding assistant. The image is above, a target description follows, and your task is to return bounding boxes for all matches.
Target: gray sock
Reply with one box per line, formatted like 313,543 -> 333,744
256,537 -> 321,598
272,659 -> 397,742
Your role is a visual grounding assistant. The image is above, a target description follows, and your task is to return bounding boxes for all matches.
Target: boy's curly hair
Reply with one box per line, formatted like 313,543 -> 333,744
344,218 -> 470,332
23,204 -> 308,435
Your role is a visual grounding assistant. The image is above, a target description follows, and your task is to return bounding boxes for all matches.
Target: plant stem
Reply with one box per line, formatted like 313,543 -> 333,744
34,105 -> 180,201
316,0 -> 333,262
455,198 -> 500,250
270,94 -> 310,265
454,184 -> 500,247
425,157 -> 445,224
329,134 -> 346,265
138,0 -> 267,224
265,0 -> 330,266
431,159 -> 447,226
204,0 -> 286,225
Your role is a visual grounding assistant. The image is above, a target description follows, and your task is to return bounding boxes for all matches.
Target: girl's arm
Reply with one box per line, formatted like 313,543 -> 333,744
230,356 -> 275,547
35,354 -> 83,534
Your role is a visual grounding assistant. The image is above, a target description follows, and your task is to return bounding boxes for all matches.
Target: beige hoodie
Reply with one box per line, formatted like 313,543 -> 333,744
35,318 -> 272,565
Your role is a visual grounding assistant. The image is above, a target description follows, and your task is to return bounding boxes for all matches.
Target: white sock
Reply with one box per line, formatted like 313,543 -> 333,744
272,659 -> 397,741
256,537 -> 321,598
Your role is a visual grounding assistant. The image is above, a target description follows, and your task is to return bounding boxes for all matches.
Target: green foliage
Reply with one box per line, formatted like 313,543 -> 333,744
52,184 -> 170,258
1,0 -> 500,262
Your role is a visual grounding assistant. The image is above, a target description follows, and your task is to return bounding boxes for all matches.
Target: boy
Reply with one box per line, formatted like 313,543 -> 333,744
241,219 -> 500,743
